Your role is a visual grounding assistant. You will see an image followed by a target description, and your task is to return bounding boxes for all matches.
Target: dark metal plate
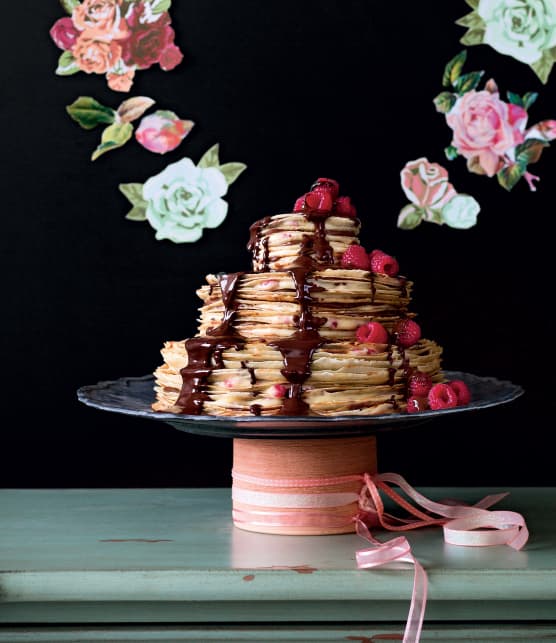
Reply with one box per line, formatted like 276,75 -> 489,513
76,371 -> 524,439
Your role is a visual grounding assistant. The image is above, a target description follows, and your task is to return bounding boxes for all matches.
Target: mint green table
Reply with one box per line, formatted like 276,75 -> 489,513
1,487 -> 555,641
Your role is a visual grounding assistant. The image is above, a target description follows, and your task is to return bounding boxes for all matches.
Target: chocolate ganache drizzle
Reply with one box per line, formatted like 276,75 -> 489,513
152,177 -> 449,418
177,179 -> 363,416
176,272 -> 244,414
262,180 -> 357,416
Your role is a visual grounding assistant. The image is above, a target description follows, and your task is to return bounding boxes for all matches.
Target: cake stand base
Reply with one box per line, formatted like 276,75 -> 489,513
76,372 -> 524,534
232,435 -> 377,535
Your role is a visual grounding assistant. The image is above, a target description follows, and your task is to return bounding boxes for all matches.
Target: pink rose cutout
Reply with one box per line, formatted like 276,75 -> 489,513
401,158 -> 457,211
50,17 -> 80,50
446,90 -> 528,177
121,5 -> 182,70
135,111 -> 194,154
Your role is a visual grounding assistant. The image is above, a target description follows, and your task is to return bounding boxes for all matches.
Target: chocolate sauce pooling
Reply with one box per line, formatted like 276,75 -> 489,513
176,272 -> 244,414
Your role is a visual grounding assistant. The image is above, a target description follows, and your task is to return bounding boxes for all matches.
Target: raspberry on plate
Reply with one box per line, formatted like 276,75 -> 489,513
407,396 -> 428,413
449,380 -> 472,405
428,383 -> 458,410
408,371 -> 433,397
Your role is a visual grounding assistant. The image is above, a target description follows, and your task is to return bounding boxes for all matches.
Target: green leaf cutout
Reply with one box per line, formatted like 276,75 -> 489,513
424,208 -> 445,225
397,205 -> 423,230
125,206 -> 148,221
515,138 -> 549,166
67,97 -> 116,130
442,50 -> 467,88
155,109 -> 179,120
151,0 -> 171,13
460,29 -> 486,46
531,51 -> 554,84
453,70 -> 484,94
91,122 -> 133,161
119,183 -> 147,208
444,145 -> 459,161
433,91 -> 457,114
465,0 -> 479,8
455,11 -> 485,29
198,143 -> 220,168
218,162 -> 247,185
497,164 -> 524,191
56,51 -> 80,76
507,91 -> 524,107
466,156 -> 487,175
522,92 -> 538,110
60,0 -> 80,15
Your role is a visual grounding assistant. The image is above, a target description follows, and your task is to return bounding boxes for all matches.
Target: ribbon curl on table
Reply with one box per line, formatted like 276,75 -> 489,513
231,470 -> 529,643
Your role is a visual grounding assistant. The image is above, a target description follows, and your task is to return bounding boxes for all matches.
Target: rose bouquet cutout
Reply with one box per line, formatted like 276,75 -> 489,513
434,50 -> 556,191
66,96 -> 193,160
457,0 -> 556,83
119,144 -> 247,243
50,0 -> 184,92
398,158 -> 481,230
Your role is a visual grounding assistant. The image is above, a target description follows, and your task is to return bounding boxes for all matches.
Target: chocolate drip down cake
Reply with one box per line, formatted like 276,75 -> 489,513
153,178 -> 471,417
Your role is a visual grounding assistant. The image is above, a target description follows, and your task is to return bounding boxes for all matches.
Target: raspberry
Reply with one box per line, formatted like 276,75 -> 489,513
370,249 -> 400,277
408,371 -> 433,397
449,380 -> 472,405
335,195 -> 357,217
393,319 -> 421,348
356,321 -> 389,344
428,383 -> 458,410
311,177 -> 340,198
293,194 -> 307,212
341,245 -> 371,270
269,384 -> 288,398
407,396 -> 428,413
305,189 -> 334,212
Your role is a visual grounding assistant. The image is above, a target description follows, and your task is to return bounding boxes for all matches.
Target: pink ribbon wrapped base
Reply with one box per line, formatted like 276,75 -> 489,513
232,469 -> 529,643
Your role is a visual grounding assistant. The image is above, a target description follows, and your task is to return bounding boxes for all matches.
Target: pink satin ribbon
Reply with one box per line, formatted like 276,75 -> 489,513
232,469 -> 529,642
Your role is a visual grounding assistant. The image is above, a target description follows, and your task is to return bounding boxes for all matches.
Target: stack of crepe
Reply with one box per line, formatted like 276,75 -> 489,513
152,201 -> 443,416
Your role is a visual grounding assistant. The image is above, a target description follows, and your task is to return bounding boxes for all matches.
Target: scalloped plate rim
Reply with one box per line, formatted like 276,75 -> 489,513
76,370 -> 524,437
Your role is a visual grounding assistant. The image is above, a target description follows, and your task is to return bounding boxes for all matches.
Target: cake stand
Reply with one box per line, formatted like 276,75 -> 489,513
77,370 -> 523,535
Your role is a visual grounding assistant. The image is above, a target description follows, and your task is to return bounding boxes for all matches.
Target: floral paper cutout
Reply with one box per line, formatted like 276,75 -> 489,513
119,144 -> 247,243
51,0 -> 184,92
456,0 -> 556,84
135,110 -> 194,154
398,158 -> 481,230
434,50 -> 556,191
66,96 -> 193,160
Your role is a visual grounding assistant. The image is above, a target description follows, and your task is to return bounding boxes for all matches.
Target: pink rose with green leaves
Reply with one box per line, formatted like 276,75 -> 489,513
398,158 -> 481,230
401,158 -> 457,210
446,89 -> 528,176
135,110 -> 194,154
50,0 -> 184,92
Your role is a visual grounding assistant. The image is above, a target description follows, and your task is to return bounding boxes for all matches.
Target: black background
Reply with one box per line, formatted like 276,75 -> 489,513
1,1 -> 554,488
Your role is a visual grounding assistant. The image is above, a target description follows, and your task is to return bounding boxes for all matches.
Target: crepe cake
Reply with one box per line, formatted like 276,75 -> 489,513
152,178 -> 469,417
